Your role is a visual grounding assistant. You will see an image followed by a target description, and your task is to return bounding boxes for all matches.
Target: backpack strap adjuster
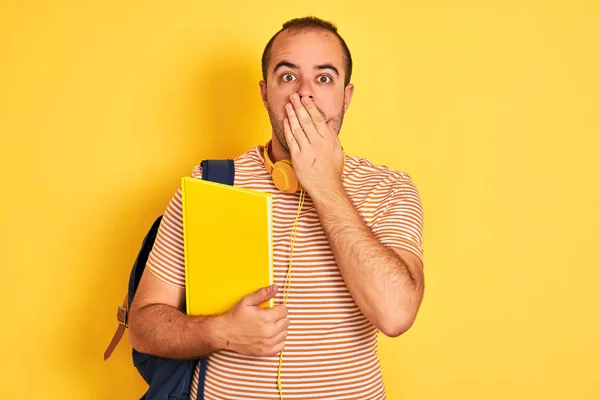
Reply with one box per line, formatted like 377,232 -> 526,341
117,305 -> 129,328
104,295 -> 128,360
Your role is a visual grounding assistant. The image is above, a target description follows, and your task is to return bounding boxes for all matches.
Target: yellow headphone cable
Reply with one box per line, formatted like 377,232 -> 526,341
276,188 -> 306,400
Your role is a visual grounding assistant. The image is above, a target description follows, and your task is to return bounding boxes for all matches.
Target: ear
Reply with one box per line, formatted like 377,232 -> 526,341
343,83 -> 354,113
259,80 -> 268,109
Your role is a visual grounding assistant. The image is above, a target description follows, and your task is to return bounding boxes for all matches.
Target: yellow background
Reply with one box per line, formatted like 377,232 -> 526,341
1,1 -> 598,398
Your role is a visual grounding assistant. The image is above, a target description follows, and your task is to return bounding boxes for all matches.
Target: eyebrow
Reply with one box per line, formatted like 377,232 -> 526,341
273,60 -> 340,77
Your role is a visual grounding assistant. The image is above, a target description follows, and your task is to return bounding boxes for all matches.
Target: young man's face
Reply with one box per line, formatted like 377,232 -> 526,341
260,29 -> 354,155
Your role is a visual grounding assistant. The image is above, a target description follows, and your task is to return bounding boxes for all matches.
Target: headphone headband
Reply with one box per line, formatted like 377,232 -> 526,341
263,140 -> 301,193
263,140 -> 276,175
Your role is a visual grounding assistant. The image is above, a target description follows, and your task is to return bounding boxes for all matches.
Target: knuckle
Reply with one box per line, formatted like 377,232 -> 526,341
261,328 -> 271,339
292,126 -> 304,135
258,342 -> 269,355
313,114 -> 325,124
280,331 -> 288,342
300,117 -> 312,126
267,344 -> 281,357
258,327 -> 267,338
261,344 -> 271,356
277,306 -> 288,318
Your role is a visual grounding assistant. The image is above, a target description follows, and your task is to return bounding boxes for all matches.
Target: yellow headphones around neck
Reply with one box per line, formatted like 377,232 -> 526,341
263,139 -> 347,194
263,140 -> 302,194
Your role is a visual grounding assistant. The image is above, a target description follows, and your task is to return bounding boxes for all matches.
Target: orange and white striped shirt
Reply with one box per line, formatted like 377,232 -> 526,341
147,145 -> 424,400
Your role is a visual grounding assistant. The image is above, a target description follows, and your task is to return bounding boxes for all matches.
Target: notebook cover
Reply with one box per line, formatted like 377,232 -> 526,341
181,177 -> 274,316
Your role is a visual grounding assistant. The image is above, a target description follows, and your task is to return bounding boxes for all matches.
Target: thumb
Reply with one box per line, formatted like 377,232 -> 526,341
243,284 -> 278,306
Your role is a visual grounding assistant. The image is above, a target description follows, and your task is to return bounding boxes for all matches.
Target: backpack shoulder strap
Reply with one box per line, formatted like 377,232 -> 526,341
201,159 -> 235,185
104,159 -> 234,362
103,215 -> 163,361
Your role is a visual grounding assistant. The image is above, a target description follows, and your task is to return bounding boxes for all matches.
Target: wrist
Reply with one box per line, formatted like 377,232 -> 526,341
197,313 -> 229,352
309,180 -> 346,209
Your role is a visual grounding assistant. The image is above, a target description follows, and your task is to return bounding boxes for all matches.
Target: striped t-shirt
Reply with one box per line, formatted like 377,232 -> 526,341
147,145 -> 424,400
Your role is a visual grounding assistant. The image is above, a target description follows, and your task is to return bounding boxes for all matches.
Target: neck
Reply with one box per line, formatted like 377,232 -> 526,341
269,134 -> 291,163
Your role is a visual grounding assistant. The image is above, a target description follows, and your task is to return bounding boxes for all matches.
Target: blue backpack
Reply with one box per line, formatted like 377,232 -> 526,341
104,159 -> 235,400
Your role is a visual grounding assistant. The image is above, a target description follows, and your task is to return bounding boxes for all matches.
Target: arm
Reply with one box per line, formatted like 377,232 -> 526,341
310,182 -> 424,337
128,186 -> 289,359
129,269 -> 288,358
128,269 -> 225,359
282,92 -> 424,337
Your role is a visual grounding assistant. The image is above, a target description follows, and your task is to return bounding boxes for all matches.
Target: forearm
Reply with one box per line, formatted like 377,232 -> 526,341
311,184 -> 424,336
128,303 -> 225,359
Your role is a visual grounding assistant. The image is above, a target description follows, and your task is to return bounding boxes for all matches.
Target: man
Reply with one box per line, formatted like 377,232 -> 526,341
129,16 -> 424,400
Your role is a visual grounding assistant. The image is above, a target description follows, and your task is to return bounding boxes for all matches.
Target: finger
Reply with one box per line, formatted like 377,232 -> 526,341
285,102 -> 310,150
283,117 -> 301,155
242,284 -> 278,306
300,96 -> 328,137
261,304 -> 288,322
271,316 -> 290,335
269,324 -> 289,342
265,340 -> 286,357
291,94 -> 322,140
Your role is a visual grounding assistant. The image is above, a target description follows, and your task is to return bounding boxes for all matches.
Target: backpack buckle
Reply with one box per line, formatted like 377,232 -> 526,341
117,305 -> 128,328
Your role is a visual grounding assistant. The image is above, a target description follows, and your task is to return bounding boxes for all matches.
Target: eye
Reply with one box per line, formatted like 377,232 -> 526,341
318,75 -> 332,84
281,73 -> 296,82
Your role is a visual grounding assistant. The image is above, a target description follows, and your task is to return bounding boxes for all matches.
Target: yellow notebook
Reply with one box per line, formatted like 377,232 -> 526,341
181,176 -> 274,316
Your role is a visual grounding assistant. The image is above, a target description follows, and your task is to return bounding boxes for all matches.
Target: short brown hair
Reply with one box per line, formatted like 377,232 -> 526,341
261,16 -> 353,86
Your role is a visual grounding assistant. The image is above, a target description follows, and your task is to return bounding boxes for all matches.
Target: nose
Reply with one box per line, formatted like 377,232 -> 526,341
297,77 -> 314,100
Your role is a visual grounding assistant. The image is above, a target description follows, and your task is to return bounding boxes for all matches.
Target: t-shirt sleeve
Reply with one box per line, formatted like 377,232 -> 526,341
147,165 -> 203,288
370,172 -> 424,263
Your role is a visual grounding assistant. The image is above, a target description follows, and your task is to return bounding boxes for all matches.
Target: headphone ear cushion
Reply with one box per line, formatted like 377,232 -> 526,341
272,161 -> 300,193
